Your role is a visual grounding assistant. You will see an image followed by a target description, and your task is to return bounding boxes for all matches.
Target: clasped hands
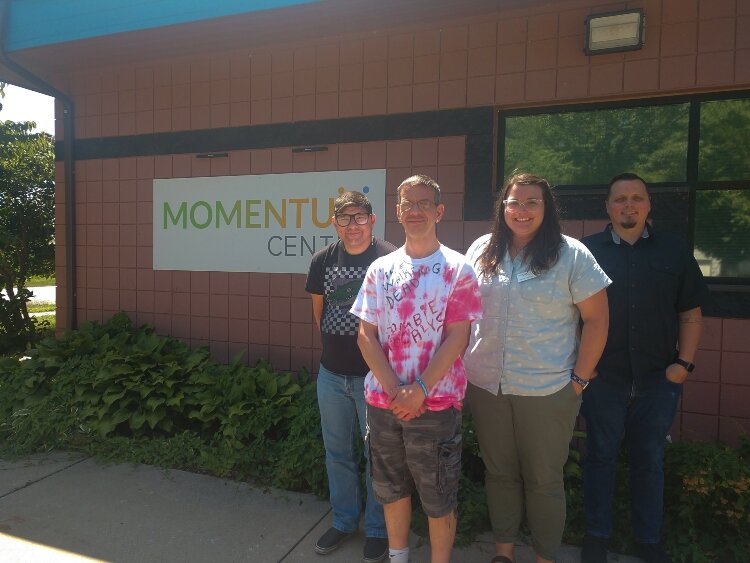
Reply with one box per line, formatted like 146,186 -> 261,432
387,382 -> 428,421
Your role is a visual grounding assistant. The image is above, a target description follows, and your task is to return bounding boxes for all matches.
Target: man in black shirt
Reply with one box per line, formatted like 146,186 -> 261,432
305,191 -> 395,563
580,173 -> 707,563
581,173 -> 706,563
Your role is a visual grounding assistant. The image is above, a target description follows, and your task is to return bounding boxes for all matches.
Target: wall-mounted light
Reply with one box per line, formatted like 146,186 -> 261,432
584,9 -> 645,55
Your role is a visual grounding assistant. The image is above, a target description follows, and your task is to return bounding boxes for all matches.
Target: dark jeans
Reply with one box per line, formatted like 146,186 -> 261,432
581,376 -> 682,544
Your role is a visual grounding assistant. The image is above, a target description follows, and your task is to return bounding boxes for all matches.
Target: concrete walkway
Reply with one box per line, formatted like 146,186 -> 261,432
0,452 -> 643,563
1,286 -> 56,303
27,286 -> 56,303
0,285 -> 56,317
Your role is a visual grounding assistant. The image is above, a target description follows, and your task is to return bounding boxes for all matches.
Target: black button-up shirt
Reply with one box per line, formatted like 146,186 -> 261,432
581,225 -> 707,392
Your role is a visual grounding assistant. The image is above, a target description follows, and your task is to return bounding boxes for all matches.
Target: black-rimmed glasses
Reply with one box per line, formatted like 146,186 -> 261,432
335,212 -> 371,226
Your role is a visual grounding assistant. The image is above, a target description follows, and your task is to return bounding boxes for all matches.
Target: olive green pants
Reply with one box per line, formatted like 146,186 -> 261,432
466,382 -> 581,561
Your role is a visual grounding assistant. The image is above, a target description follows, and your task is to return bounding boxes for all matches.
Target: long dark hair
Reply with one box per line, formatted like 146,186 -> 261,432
477,172 -> 563,277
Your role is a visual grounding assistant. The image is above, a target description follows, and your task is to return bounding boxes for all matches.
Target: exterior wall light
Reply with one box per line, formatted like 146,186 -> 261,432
584,9 -> 645,55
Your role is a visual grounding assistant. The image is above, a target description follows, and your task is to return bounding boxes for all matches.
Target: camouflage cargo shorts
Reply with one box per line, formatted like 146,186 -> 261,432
366,405 -> 462,518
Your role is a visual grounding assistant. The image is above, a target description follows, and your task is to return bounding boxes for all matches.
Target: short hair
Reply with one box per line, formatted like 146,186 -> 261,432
334,191 -> 372,215
607,172 -> 648,198
396,174 -> 441,205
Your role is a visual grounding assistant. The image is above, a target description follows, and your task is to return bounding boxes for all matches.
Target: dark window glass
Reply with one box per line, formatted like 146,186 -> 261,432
503,104 -> 689,185
699,99 -> 750,182
694,189 -> 750,278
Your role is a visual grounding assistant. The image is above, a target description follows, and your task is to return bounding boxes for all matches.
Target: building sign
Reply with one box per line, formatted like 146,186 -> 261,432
153,169 -> 387,273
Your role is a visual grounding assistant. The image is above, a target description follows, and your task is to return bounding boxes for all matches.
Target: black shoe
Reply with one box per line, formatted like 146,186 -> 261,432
636,542 -> 672,563
314,527 -> 353,555
581,534 -> 609,563
362,536 -> 388,563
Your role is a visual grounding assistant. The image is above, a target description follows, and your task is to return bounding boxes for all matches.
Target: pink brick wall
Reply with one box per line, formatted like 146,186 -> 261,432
53,0 -> 750,139
50,0 -> 750,443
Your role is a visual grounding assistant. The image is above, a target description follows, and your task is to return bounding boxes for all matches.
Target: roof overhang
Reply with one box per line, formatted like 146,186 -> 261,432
1,0 -> 550,92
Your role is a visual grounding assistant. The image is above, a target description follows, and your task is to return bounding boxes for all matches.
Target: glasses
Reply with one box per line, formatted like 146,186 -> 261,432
398,199 -> 435,213
334,212 -> 371,226
503,198 -> 543,212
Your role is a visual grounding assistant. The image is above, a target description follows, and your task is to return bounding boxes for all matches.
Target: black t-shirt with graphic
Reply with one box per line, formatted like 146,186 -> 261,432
305,238 -> 396,376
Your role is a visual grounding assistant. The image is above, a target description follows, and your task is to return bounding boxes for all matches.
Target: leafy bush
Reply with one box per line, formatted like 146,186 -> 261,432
1,315 -> 747,559
0,313 -> 321,490
564,435 -> 750,562
662,438 -> 750,562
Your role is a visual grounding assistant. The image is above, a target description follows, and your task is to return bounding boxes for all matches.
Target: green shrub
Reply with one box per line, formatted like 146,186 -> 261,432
1,315 -> 748,560
564,435 -> 750,562
0,314 -> 322,490
662,438 -> 750,562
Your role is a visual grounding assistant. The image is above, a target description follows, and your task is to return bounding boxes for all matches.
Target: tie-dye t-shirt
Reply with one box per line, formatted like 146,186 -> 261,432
350,245 -> 483,411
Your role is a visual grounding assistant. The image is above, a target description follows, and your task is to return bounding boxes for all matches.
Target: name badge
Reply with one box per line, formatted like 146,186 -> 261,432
517,270 -> 536,283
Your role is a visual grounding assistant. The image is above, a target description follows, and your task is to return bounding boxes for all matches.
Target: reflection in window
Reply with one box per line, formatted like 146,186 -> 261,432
699,99 -> 750,182
503,104 -> 689,185
694,190 -> 750,277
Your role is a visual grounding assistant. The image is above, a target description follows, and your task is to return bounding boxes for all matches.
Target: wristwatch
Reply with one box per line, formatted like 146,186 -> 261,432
570,372 -> 589,390
675,358 -> 695,372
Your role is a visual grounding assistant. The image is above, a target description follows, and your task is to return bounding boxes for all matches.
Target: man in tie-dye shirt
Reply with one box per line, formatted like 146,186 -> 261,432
351,174 -> 482,563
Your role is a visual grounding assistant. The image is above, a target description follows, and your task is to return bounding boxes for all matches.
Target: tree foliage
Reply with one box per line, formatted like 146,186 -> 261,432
0,118 -> 55,352
502,99 -> 750,278
694,100 -> 750,276
503,104 -> 689,185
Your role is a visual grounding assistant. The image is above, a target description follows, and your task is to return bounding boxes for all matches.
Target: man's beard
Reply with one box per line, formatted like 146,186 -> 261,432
619,217 -> 638,229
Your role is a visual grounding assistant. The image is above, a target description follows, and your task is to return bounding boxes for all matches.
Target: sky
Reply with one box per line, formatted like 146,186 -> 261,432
0,84 -> 55,135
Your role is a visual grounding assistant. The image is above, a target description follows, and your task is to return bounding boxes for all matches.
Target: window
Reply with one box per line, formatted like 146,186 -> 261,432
699,99 -> 750,182
503,104 -> 689,186
499,94 -> 750,284
694,190 -> 750,278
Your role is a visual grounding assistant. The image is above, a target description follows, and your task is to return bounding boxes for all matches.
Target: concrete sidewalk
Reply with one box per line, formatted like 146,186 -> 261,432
0,452 -> 641,563
1,286 -> 56,303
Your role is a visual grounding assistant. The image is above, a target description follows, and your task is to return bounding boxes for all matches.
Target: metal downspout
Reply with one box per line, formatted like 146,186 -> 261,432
0,0 -> 77,330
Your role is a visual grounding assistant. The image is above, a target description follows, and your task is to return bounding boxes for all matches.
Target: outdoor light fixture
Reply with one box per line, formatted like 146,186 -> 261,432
584,9 -> 645,55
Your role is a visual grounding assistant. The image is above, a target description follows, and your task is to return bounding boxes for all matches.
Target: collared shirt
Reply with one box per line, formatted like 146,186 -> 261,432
464,234 -> 611,397
581,224 -> 708,391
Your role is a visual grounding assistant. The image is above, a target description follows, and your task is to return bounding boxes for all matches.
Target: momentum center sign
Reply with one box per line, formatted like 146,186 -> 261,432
154,169 -> 386,273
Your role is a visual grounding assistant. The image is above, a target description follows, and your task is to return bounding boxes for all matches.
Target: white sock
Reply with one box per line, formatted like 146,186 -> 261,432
389,546 -> 410,562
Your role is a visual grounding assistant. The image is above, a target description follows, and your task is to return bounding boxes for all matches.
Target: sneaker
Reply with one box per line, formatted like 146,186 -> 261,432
581,534 -> 609,563
362,536 -> 388,563
636,542 -> 672,563
314,527 -> 353,555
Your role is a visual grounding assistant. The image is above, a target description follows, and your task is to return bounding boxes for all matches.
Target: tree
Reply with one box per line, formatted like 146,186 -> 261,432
0,118 -> 55,352
694,100 -> 750,276
503,104 -> 689,185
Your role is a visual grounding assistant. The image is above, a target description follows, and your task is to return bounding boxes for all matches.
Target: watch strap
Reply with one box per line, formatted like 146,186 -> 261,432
570,372 -> 589,389
675,358 -> 695,372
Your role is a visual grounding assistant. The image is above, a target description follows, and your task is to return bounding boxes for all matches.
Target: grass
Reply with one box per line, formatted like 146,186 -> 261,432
28,302 -> 55,314
26,276 -> 56,288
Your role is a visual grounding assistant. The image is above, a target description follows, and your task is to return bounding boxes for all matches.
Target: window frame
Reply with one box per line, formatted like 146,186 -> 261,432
497,90 -> 750,289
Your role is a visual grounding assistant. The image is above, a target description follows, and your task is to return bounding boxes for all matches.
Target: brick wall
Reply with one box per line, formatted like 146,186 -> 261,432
49,0 -> 750,443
